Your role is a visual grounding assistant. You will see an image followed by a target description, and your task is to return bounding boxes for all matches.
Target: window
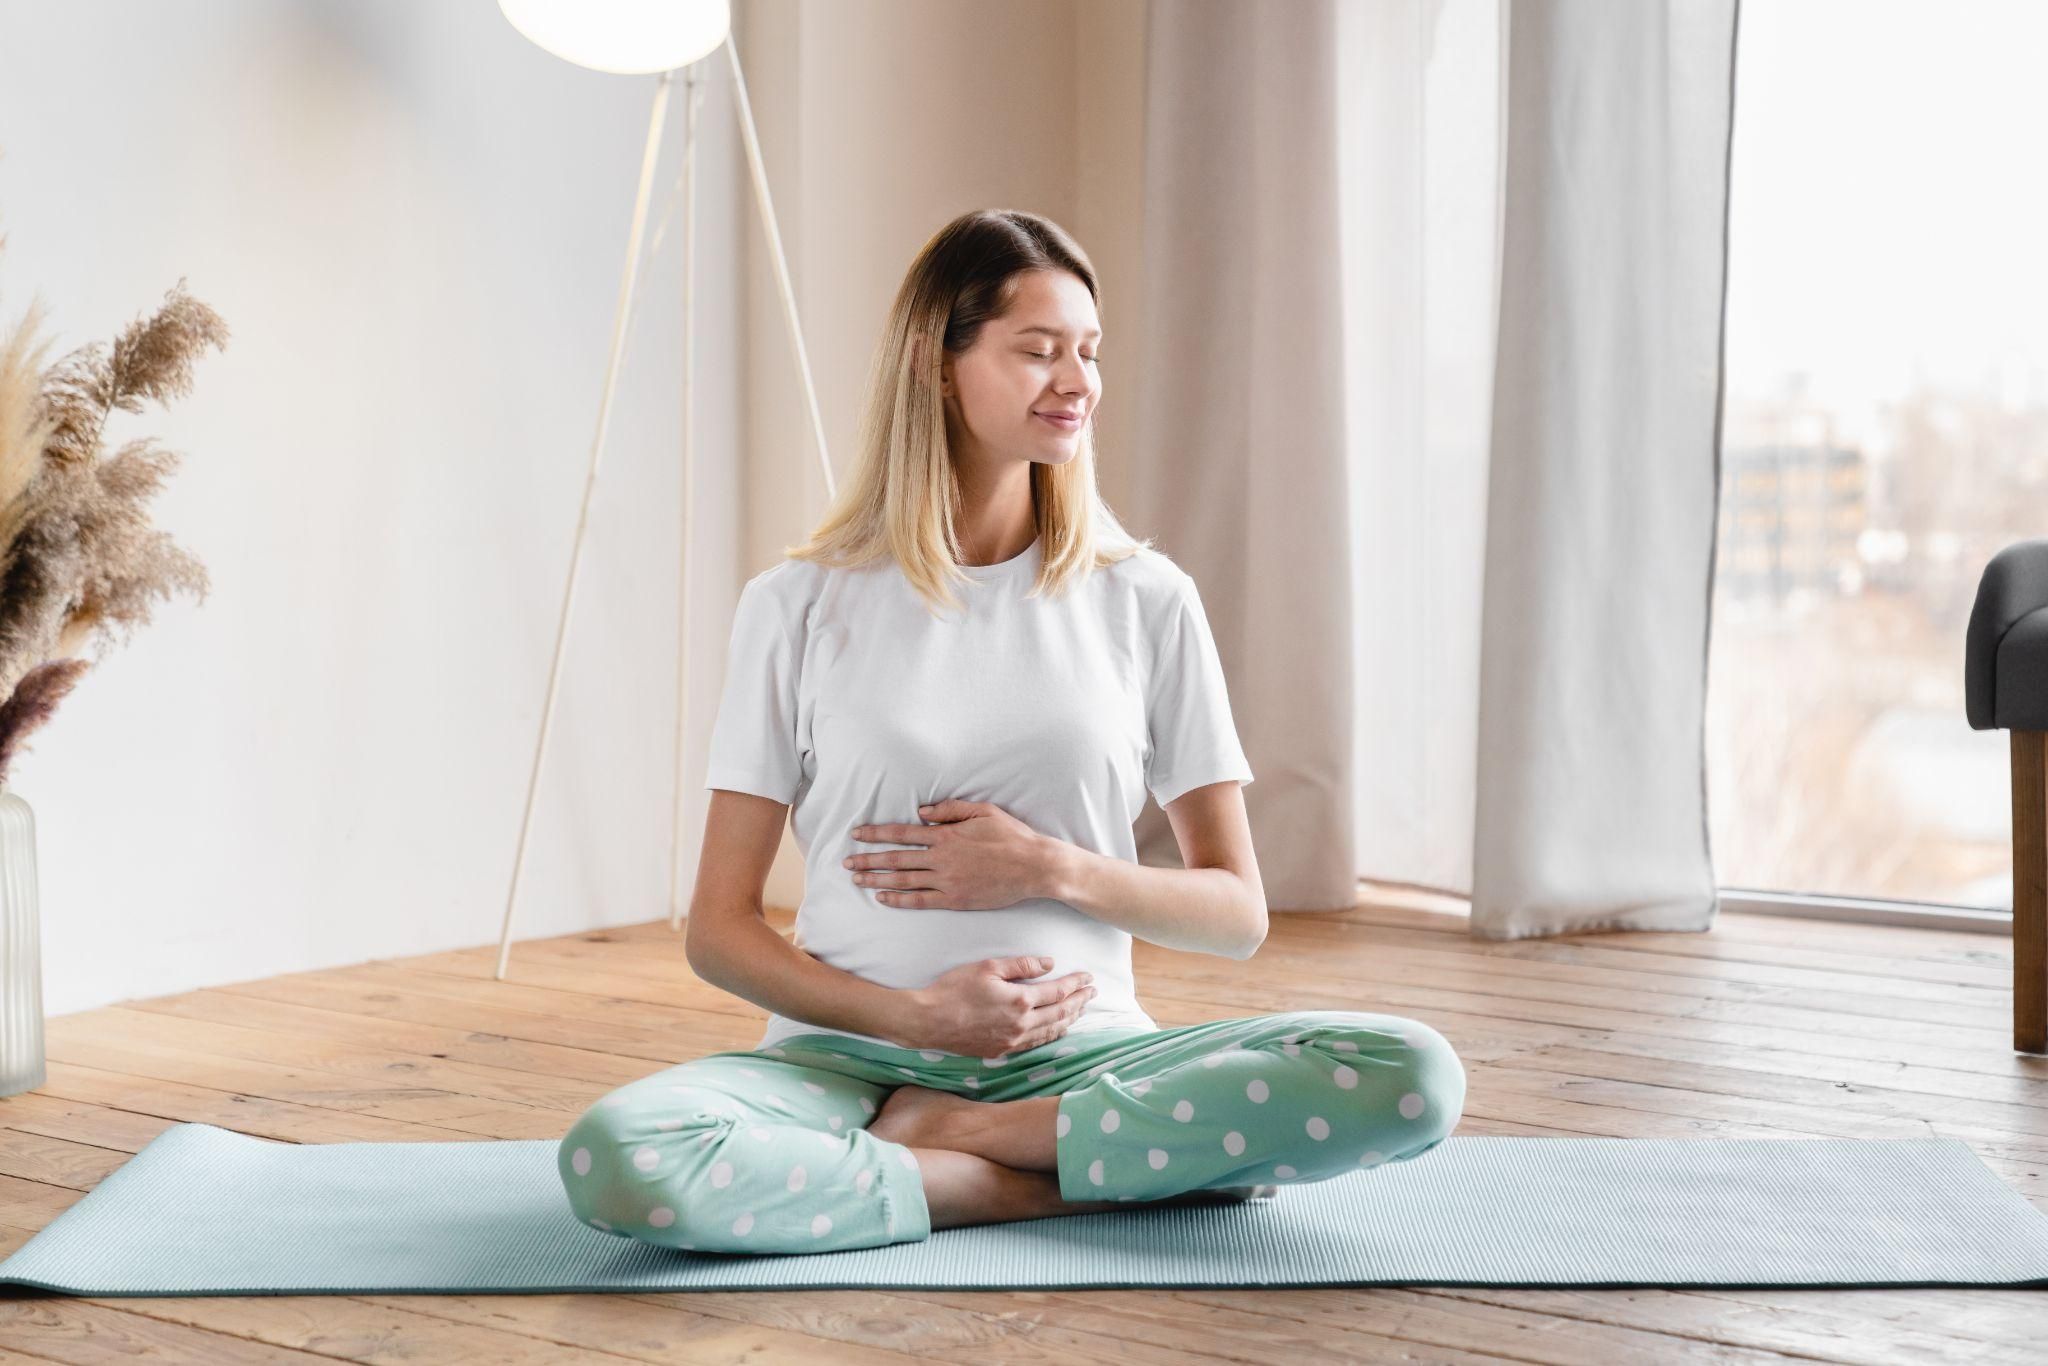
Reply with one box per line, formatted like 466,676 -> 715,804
1705,0 -> 2048,912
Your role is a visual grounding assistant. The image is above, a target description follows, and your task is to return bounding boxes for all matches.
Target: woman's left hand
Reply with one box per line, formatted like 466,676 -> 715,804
845,799 -> 1060,910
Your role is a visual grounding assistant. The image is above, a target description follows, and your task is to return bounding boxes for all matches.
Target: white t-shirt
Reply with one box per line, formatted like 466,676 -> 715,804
702,533 -> 1254,1053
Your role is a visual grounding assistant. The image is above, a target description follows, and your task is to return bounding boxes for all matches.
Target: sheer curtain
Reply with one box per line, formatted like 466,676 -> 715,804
1131,0 -> 1740,939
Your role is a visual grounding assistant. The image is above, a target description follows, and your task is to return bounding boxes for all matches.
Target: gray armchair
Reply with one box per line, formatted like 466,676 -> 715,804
1965,537 -> 2048,1053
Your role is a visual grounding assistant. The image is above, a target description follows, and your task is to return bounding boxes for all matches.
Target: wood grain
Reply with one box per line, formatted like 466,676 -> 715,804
2014,730 -> 2046,1054
3,895 -> 2044,1363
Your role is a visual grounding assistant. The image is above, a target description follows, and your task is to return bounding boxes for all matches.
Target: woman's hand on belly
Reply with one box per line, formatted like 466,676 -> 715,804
906,955 -> 1098,1056
843,798 -> 1064,912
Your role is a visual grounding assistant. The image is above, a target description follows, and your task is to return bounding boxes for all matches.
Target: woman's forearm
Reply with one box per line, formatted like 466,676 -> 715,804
1041,839 -> 1266,959
687,912 -> 925,1048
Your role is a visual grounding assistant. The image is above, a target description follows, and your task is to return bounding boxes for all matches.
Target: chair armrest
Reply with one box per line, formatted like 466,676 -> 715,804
1967,538 -> 2048,730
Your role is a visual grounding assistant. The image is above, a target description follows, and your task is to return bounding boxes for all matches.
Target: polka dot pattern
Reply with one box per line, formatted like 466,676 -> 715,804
559,1010 -> 1461,1254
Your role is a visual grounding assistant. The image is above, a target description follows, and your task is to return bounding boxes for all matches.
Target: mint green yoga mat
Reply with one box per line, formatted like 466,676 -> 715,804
4,1124 -> 2047,1295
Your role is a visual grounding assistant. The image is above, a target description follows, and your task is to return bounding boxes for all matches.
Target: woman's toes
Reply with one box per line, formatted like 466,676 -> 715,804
1167,1183 -> 1279,1206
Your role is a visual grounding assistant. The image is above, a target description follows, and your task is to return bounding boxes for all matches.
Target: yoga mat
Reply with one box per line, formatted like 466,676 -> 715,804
4,1123 -> 2047,1295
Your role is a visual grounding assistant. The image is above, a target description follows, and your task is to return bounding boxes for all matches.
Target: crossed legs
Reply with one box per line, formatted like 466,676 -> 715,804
869,1086 -> 1268,1229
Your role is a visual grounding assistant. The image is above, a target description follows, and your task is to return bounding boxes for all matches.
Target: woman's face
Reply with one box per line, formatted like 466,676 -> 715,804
942,269 -> 1101,472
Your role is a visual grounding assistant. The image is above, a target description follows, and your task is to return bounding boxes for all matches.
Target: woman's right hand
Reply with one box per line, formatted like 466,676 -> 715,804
902,956 -> 1096,1058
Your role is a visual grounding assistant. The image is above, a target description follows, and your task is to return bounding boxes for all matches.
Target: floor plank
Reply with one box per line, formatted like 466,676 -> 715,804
4,894 -> 2046,1362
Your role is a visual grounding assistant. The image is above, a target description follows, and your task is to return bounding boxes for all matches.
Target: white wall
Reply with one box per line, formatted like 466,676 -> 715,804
0,0 -> 746,1014
0,0 -> 1153,1016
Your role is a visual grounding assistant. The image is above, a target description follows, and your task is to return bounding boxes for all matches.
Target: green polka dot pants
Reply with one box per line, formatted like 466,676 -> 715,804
557,1009 -> 1466,1255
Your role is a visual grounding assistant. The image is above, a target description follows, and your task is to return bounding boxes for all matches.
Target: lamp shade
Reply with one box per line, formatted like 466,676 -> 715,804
498,0 -> 730,75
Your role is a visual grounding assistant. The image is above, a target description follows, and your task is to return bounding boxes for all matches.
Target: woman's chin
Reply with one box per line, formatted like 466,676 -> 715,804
1027,441 -> 1083,467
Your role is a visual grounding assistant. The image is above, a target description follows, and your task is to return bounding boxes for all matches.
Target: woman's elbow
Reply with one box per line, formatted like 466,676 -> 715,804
1232,905 -> 1269,960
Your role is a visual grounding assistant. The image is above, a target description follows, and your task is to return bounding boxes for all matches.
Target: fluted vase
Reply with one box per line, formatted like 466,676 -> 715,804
0,785 -> 46,1098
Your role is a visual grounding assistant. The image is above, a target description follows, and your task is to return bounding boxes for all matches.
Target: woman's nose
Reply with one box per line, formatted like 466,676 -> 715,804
1055,355 -> 1094,394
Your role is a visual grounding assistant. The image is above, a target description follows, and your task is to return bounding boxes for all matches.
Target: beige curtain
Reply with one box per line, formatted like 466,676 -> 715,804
1128,0 -> 1356,911
1129,0 -> 1740,939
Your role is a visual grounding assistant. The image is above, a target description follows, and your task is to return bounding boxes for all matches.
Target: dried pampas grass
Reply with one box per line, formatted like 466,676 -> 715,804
0,657 -> 89,785
0,204 -> 227,788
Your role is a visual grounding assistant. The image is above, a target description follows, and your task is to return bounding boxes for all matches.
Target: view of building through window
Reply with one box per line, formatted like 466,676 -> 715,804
1705,0 -> 2048,911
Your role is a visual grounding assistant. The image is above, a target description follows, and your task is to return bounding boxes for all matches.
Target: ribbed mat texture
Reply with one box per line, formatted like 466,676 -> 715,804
4,1124 -> 2047,1295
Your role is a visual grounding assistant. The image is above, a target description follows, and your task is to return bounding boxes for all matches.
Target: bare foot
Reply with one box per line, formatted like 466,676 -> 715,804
872,1087 -> 1282,1217
868,1084 -> 977,1152
1054,1180 -> 1279,1217
917,1150 -> 1275,1232
1166,1184 -> 1280,1205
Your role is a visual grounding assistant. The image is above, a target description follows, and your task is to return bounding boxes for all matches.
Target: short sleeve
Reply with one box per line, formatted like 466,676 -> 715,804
703,570 -> 809,804
1144,572 -> 1255,808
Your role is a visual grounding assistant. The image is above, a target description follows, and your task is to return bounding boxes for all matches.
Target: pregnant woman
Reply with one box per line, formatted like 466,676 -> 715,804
558,209 -> 1467,1254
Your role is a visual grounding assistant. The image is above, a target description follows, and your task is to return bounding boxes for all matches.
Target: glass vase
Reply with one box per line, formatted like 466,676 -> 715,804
0,784 -> 46,1098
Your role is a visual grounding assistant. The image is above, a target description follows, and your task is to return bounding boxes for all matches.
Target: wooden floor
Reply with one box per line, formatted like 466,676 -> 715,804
3,894 -> 2047,1362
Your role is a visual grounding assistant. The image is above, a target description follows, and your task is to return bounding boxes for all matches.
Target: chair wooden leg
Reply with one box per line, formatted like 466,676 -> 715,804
2014,730 -> 2047,1055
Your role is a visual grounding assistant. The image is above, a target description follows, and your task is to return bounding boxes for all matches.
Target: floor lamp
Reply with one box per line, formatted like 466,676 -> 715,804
492,0 -> 835,980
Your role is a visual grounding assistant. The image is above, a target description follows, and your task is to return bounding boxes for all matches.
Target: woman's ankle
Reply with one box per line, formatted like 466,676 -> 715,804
919,1148 -> 1120,1229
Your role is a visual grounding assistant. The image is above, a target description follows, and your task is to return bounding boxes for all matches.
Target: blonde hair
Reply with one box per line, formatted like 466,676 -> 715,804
781,209 -> 1152,614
